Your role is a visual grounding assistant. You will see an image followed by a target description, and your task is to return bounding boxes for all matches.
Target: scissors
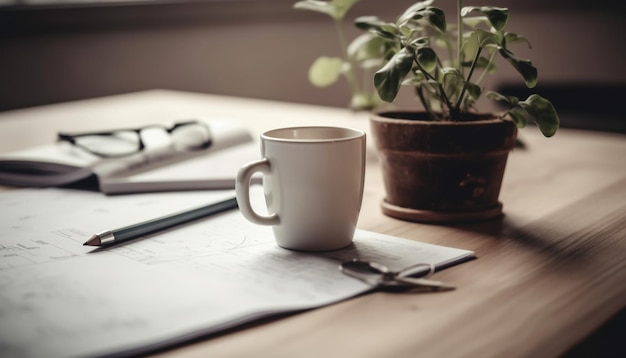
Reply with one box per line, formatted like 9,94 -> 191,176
339,259 -> 455,292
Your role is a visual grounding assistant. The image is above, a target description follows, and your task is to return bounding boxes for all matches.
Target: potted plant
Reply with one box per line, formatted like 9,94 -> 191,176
295,0 -> 559,223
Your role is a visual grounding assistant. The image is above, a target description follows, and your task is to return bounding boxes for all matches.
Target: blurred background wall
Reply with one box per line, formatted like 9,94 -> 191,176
1,0 -> 624,130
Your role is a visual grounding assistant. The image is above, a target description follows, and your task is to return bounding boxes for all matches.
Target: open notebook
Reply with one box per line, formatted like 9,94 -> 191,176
0,187 -> 475,358
0,119 -> 258,194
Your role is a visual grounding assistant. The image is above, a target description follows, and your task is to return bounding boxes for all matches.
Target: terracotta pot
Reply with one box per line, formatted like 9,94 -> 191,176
370,111 -> 518,223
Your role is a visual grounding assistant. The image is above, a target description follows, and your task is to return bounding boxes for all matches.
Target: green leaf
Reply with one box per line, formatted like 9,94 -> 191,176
398,0 -> 434,23
433,31 -> 450,50
462,16 -> 489,29
463,56 -> 497,73
350,92 -> 377,110
294,0 -> 361,20
355,16 -> 400,40
441,67 -> 463,95
440,67 -> 481,110
441,66 -> 462,77
399,5 -> 446,33
416,47 -> 437,72
409,37 -> 430,48
498,47 -> 537,88
461,6 -> 509,31
401,71 -> 426,86
518,94 -> 560,137
308,56 -> 344,87
425,7 -> 446,32
374,47 -> 414,102
504,32 -> 531,48
361,58 -> 385,70
464,82 -> 482,101
294,0 -> 335,18
507,106 -> 528,128
331,0 -> 361,20
486,91 -> 519,106
474,29 -> 499,47
347,33 -> 387,62
487,92 -> 528,127
461,31 -> 479,63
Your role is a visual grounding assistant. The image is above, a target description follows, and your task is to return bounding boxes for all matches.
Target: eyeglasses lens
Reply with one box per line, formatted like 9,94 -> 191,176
75,131 -> 140,157
170,123 -> 211,151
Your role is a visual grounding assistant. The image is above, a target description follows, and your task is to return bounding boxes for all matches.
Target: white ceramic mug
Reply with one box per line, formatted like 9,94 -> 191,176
236,126 -> 366,251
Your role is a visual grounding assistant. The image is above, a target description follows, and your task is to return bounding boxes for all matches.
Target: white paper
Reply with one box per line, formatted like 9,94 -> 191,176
0,188 -> 474,358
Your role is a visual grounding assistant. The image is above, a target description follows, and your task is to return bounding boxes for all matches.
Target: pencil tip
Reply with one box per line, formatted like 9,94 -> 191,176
83,235 -> 101,246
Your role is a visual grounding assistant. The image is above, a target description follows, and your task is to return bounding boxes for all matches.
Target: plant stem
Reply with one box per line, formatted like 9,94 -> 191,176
335,18 -> 361,96
454,46 -> 482,112
416,60 -> 453,114
475,50 -> 497,85
415,86 -> 435,119
457,0 -> 463,71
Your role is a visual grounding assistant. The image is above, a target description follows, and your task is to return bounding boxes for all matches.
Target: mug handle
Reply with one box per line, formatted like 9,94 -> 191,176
235,158 -> 280,226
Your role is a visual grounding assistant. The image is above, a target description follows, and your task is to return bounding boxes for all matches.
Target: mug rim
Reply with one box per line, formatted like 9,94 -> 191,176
262,126 -> 365,143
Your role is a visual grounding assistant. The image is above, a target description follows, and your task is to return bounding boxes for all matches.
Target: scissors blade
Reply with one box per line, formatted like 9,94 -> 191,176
394,276 -> 456,291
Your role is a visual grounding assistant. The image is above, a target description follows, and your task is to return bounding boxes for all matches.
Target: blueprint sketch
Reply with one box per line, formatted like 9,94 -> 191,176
0,188 -> 474,358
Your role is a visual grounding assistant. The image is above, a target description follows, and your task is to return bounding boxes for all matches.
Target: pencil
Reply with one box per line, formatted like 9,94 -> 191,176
83,197 -> 238,246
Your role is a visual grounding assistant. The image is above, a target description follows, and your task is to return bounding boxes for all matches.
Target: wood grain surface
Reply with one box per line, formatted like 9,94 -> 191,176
1,90 -> 624,358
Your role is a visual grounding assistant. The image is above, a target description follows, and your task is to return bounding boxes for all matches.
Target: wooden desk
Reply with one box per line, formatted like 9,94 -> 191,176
1,90 -> 624,357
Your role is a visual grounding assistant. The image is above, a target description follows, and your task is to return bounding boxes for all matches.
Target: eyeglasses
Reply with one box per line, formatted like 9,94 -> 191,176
339,259 -> 455,292
58,120 -> 212,158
